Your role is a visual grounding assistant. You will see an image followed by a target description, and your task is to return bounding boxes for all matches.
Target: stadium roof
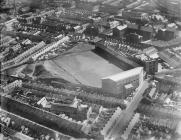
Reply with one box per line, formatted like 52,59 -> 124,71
102,67 -> 143,82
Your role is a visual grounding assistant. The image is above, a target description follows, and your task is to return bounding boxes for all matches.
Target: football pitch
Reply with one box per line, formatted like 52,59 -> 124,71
44,51 -> 123,88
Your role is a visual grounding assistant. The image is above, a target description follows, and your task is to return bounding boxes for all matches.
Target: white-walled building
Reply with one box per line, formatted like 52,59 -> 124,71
101,67 -> 144,98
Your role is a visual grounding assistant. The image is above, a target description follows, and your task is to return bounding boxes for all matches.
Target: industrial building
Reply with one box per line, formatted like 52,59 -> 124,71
113,24 -> 127,38
156,28 -> 177,41
122,11 -> 149,21
126,23 -> 153,41
101,67 -> 144,98
146,59 -> 158,75
159,49 -> 181,68
152,0 -> 181,18
125,33 -> 143,43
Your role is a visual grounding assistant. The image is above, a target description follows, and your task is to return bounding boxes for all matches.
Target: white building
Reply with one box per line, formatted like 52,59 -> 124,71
101,67 -> 144,98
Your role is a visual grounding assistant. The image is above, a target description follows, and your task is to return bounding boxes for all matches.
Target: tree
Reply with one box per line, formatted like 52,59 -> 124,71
84,24 -> 99,37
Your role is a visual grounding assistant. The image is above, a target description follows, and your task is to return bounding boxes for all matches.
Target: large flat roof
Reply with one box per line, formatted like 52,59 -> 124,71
102,67 -> 143,82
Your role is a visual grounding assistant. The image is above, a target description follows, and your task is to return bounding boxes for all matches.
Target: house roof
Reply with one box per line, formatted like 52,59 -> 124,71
117,25 -> 127,30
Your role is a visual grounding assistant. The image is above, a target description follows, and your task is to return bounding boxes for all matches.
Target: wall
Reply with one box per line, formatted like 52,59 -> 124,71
102,78 -> 119,94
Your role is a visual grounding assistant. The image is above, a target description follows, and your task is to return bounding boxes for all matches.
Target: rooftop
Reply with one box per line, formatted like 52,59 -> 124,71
116,24 -> 127,30
102,67 -> 143,82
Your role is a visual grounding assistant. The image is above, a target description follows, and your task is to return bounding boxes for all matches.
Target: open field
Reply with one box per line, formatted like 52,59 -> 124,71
44,51 -> 123,88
